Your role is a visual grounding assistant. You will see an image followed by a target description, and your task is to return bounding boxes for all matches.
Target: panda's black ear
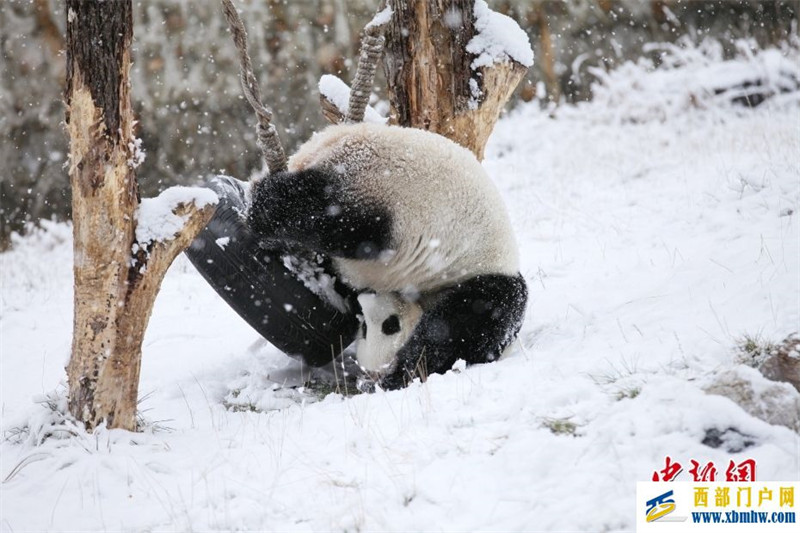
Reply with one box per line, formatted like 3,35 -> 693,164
381,314 -> 401,335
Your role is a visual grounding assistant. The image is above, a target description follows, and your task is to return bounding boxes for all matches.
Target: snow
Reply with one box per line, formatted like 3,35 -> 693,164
588,38 -> 800,123
2,46 -> 799,531
468,77 -> 481,110
127,136 -> 146,169
365,6 -> 392,30
318,74 -> 387,124
467,0 -> 534,69
134,186 -> 218,245
281,253 -> 350,313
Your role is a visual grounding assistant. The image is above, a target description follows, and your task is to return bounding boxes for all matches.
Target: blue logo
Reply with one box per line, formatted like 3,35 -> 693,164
646,490 -> 677,522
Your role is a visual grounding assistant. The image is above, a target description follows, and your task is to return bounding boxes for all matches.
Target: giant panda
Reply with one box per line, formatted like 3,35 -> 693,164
247,122 -> 527,389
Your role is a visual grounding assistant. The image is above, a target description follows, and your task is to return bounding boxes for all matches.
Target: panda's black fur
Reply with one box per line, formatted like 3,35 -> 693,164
248,122 -> 527,389
249,167 -> 393,261
376,273 -> 527,389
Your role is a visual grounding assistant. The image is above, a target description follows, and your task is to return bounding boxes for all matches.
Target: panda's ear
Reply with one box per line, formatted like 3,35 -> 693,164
357,292 -> 379,318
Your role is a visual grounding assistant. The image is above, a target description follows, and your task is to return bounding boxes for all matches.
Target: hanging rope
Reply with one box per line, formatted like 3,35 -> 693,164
221,0 -> 287,174
346,27 -> 385,123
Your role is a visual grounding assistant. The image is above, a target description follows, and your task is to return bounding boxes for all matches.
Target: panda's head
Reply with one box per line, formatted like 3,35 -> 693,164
356,292 -> 422,377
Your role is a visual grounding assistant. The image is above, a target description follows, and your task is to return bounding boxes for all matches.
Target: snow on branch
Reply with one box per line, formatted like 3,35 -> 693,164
319,74 -> 387,125
467,0 -> 534,70
132,185 -> 217,277
135,186 -> 218,246
365,5 -> 392,30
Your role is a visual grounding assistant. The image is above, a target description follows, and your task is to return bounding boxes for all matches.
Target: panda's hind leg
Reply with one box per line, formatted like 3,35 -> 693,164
380,273 -> 528,390
248,167 -> 393,260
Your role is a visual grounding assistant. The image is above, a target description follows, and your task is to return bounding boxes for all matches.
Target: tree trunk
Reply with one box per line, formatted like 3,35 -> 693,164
533,2 -> 559,103
65,0 -> 215,431
383,0 -> 528,160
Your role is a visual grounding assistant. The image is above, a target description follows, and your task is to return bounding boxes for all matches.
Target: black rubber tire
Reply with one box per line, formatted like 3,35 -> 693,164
185,176 -> 359,367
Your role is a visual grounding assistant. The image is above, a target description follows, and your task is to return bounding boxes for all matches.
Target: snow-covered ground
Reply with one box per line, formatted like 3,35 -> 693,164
2,45 -> 799,532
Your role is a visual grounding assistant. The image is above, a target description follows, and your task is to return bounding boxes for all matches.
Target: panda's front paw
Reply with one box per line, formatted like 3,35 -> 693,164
377,369 -> 407,390
377,358 -> 421,390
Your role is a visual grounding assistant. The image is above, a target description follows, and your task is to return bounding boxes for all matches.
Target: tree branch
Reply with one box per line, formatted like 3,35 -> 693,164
319,74 -> 388,126
320,93 -> 346,124
138,200 -> 218,284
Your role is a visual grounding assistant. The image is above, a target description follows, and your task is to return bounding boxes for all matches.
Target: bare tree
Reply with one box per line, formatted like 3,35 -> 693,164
383,0 -> 529,160
65,1 -> 215,431
320,1 -> 530,160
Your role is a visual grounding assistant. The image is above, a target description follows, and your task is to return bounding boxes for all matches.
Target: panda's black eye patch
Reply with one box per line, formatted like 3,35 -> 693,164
362,322 -> 367,338
382,314 -> 401,335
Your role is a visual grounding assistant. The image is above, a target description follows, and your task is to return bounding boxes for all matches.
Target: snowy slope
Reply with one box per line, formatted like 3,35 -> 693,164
2,48 -> 799,532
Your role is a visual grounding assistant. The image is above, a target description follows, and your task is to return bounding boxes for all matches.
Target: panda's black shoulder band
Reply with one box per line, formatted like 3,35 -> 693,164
248,167 -> 393,260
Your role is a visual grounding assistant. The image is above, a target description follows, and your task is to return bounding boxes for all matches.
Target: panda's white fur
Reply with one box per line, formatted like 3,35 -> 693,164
356,292 -> 422,375
288,123 -> 519,295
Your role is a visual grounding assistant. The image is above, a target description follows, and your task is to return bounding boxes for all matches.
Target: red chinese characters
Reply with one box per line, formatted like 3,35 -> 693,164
652,456 -> 683,482
725,459 -> 756,482
651,457 -> 756,482
689,460 -> 717,482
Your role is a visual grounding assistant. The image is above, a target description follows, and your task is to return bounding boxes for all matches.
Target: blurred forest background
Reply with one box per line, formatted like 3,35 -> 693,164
1,0 -> 797,248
